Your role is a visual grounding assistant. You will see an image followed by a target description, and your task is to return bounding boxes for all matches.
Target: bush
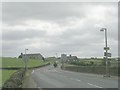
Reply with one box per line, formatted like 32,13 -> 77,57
70,61 -> 96,66
90,61 -> 94,65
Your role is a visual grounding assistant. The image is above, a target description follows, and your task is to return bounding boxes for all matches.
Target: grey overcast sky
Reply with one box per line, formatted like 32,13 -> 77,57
2,2 -> 118,58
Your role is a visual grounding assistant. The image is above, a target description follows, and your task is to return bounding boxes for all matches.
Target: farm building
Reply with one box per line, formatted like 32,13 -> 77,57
67,54 -> 78,62
18,53 -> 44,60
61,54 -> 78,63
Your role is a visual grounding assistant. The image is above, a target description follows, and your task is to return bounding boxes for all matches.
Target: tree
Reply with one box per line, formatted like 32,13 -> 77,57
18,53 -> 23,58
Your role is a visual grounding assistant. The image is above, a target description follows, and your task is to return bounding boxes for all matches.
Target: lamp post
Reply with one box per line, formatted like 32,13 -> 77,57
56,53 -> 58,58
25,49 -> 28,71
100,28 -> 110,77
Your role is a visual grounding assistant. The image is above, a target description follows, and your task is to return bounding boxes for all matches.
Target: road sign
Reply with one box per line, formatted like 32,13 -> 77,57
104,52 -> 112,57
104,47 -> 110,50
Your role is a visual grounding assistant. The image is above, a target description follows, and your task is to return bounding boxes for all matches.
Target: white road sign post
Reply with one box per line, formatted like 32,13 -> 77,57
61,54 -> 67,69
104,47 -> 110,50
104,52 -> 112,57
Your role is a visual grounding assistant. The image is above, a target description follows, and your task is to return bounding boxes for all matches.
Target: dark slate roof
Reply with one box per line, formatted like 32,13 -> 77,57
22,53 -> 43,57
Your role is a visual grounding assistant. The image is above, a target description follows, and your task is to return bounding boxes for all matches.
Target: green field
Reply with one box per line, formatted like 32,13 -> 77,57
0,70 -> 2,87
1,57 -> 51,86
2,57 -> 50,68
1,70 -> 16,87
2,58 -> 24,68
70,58 -> 118,67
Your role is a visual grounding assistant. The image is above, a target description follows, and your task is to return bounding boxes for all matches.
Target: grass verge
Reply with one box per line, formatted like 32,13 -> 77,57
1,70 -> 16,86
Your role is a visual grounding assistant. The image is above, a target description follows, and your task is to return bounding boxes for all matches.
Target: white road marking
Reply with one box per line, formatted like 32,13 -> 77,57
54,69 -> 57,72
73,78 -> 81,82
87,83 -> 103,88
32,70 -> 34,74
69,78 -> 82,82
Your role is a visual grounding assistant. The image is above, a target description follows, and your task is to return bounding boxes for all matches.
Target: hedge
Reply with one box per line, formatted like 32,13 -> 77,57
63,66 -> 119,76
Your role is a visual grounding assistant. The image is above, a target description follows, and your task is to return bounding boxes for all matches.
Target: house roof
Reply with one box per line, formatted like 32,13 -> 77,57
23,53 -> 43,56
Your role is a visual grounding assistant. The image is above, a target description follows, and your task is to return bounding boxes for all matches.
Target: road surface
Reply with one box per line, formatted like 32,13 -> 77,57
23,65 -> 118,89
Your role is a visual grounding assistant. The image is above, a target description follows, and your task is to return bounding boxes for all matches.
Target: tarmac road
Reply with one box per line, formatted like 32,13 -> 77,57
23,65 -> 118,89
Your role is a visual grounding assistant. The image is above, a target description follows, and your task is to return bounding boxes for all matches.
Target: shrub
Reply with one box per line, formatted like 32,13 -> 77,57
64,65 -> 118,76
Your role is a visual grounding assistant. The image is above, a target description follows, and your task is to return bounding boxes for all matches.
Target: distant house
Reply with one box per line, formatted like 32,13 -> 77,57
67,55 -> 78,62
18,53 -> 44,60
45,57 -> 57,61
61,54 -> 78,63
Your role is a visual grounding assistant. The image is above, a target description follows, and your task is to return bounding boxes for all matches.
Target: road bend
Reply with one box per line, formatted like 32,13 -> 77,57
24,65 -> 118,89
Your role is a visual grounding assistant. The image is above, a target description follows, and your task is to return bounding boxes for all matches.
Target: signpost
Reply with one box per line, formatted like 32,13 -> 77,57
104,52 -> 112,57
100,28 -> 111,77
104,47 -> 110,50
61,54 -> 67,69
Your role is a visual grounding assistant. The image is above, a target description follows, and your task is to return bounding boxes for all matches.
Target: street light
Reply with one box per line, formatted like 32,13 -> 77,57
25,49 -> 29,71
100,28 -> 110,77
56,53 -> 58,58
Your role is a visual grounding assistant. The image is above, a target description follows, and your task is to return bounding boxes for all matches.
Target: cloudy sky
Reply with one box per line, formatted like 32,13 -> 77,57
2,2 -> 118,58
